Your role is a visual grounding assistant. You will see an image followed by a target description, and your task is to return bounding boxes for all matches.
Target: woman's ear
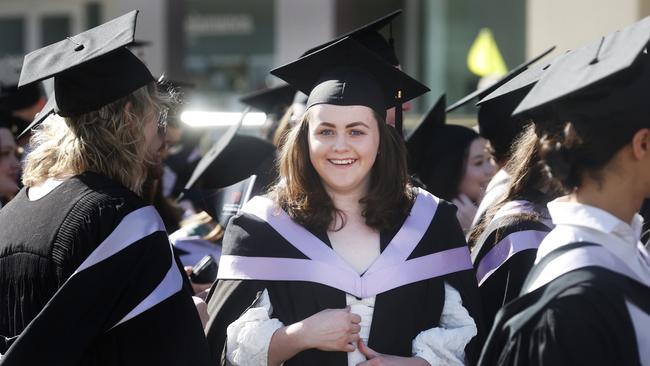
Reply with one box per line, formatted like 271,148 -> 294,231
631,128 -> 650,160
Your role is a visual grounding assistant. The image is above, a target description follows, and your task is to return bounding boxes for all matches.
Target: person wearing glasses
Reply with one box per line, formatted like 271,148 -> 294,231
0,12 -> 211,366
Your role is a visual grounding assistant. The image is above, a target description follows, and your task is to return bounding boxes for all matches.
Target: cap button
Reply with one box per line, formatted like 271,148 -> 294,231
74,44 -> 85,52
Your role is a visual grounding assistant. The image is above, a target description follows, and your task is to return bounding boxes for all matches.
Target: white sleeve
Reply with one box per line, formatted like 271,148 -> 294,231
226,289 -> 284,366
412,282 -> 478,366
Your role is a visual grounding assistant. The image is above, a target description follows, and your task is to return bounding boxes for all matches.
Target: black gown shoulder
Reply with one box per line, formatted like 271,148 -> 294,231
479,266 -> 644,366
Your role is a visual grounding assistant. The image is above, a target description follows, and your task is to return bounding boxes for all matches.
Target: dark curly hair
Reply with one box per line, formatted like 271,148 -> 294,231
270,108 -> 415,232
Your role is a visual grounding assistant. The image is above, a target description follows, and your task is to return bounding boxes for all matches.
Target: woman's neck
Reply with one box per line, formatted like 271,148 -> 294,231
325,182 -> 369,222
572,171 -> 643,224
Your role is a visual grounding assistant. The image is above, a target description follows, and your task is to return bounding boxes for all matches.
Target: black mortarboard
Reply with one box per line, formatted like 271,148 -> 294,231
271,37 -> 429,121
513,16 -> 650,119
300,10 -> 402,66
18,10 -> 153,125
181,129 -> 277,212
239,84 -> 296,116
469,53 -> 563,162
406,94 -> 446,173
0,57 -> 43,111
190,134 -> 276,192
184,175 -> 259,228
446,46 -> 556,113
183,108 -> 248,193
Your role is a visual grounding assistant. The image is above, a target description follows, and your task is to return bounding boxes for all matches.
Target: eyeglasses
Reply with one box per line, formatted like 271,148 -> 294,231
157,106 -> 169,137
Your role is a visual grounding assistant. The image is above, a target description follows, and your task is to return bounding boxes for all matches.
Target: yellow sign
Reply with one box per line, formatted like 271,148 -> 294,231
467,28 -> 507,77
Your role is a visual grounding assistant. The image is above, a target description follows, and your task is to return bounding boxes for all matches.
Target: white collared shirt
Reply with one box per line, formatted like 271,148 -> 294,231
537,198 -> 650,281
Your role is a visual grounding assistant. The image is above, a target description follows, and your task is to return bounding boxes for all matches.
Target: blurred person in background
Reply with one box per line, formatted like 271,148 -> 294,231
0,121 -> 20,207
408,98 -> 496,234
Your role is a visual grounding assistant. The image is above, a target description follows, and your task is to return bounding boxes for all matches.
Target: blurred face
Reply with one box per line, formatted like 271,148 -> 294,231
459,137 -> 496,202
308,104 -> 380,196
385,100 -> 412,128
0,128 -> 20,197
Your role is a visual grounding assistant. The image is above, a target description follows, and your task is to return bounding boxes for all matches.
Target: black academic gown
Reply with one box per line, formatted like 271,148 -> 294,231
471,213 -> 551,331
0,172 -> 211,366
478,243 -> 650,366
205,197 -> 485,366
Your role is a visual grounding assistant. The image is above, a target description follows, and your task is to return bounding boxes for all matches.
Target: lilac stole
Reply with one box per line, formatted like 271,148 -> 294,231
473,201 -> 550,286
217,189 -> 473,298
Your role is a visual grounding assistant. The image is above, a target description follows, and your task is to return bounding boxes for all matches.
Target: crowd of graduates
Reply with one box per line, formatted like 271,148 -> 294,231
0,7 -> 649,366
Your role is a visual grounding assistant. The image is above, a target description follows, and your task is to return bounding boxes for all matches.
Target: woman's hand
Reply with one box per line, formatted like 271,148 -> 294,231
452,194 -> 477,233
296,306 -> 362,352
268,306 -> 362,365
356,340 -> 430,366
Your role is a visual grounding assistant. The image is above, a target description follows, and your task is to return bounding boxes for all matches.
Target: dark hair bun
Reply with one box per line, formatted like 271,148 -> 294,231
539,122 -> 583,190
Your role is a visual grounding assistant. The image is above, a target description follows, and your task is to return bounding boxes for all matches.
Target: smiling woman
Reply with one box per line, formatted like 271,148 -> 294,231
205,35 -> 484,366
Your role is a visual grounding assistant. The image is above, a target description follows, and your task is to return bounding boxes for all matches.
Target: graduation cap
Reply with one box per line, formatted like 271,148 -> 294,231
182,108 -> 248,193
271,37 -> 429,127
184,134 -> 276,222
300,10 -> 402,66
239,84 -> 296,117
0,57 -> 43,111
17,10 -> 153,135
446,46 -> 556,113
513,16 -> 650,119
466,53 -> 564,162
196,134 -> 276,191
406,94 -> 446,174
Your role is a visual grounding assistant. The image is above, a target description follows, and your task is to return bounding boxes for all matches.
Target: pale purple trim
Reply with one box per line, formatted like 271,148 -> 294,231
491,200 -> 534,222
219,188 -> 470,297
475,230 -> 548,286
366,189 -> 439,275
241,196 -> 357,275
525,244 -> 650,293
239,188 -> 439,278
218,246 -> 472,298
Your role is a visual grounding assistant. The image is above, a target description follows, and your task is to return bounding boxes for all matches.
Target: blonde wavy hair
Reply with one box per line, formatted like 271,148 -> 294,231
22,83 -> 168,195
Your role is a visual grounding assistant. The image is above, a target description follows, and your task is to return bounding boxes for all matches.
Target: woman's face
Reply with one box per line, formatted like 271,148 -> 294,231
0,128 -> 20,197
458,137 -> 496,202
308,104 -> 380,196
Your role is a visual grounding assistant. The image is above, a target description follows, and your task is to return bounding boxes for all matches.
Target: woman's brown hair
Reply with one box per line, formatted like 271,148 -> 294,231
468,123 -> 565,248
270,108 -> 414,232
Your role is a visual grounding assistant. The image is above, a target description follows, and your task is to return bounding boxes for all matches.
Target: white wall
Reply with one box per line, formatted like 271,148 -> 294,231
104,0 -> 167,77
274,0 -> 335,68
527,0 -> 644,58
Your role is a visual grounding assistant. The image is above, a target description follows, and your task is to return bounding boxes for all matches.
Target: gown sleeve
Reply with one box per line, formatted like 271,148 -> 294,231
225,289 -> 284,366
412,282 -> 477,366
